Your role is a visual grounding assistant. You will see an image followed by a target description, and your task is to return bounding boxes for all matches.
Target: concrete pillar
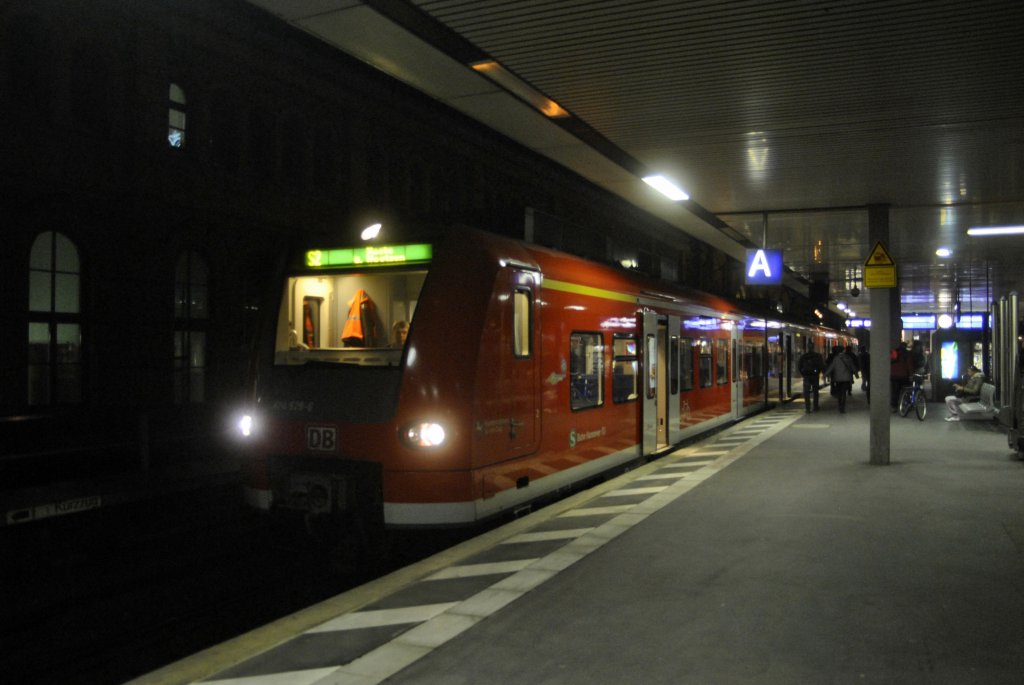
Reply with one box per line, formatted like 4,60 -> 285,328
867,204 -> 892,465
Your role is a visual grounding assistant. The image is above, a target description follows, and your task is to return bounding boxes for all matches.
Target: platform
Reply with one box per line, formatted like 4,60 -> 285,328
134,391 -> 1024,685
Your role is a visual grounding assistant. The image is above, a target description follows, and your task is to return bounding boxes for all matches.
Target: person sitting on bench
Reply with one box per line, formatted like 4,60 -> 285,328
944,365 -> 984,422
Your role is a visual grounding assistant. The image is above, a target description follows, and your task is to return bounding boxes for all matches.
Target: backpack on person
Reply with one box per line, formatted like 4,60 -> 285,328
799,353 -> 821,376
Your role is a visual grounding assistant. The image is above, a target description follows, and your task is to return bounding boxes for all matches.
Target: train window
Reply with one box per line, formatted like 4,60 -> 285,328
698,338 -> 712,388
275,269 -> 428,367
669,335 -> 679,395
570,331 -> 604,410
680,337 -> 694,391
513,289 -> 531,358
612,334 -> 638,403
27,231 -> 82,405
168,83 -> 186,148
646,334 -> 657,400
716,339 -> 729,385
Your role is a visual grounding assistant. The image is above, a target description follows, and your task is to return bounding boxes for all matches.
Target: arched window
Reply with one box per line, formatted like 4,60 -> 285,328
174,251 -> 208,403
168,83 -> 186,148
27,231 -> 82,405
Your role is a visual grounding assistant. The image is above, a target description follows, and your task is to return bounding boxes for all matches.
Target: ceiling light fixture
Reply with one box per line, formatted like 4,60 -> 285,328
361,223 -> 382,241
642,175 -> 690,201
966,225 -> 1024,236
935,247 -> 952,257
470,60 -> 569,118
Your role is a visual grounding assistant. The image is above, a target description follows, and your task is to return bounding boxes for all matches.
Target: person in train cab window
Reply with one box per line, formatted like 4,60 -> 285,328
391,320 -> 409,347
825,347 -> 858,414
944,365 -> 985,422
889,341 -> 914,410
797,343 -> 825,413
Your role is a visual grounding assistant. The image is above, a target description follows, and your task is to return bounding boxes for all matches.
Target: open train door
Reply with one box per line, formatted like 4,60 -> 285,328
641,309 -> 659,456
731,327 -> 743,418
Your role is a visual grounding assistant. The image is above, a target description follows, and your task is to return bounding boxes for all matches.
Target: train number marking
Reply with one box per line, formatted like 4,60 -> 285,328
306,426 -> 337,452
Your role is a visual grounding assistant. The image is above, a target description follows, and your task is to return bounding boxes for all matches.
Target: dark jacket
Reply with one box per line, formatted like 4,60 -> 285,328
798,350 -> 824,377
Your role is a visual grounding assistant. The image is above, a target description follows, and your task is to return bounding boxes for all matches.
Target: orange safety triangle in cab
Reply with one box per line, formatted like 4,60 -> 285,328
342,288 -> 370,344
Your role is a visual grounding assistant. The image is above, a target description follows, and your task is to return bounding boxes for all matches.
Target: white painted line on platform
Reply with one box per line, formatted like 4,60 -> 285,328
604,486 -> 668,496
658,460 -> 714,469
424,559 -> 538,580
502,528 -> 592,543
559,504 -> 635,517
307,603 -> 457,633
206,667 -> 339,684
636,473 -> 687,481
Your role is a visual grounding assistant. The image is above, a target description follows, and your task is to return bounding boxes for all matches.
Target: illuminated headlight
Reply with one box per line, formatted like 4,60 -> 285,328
402,422 -> 446,448
238,414 -> 255,437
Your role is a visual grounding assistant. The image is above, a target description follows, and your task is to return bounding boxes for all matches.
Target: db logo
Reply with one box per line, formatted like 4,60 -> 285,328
306,426 -> 337,452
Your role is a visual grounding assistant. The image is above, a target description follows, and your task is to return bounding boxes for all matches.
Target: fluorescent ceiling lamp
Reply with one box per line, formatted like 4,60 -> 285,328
361,223 -> 382,240
935,247 -> 952,257
470,60 -> 568,118
642,175 -> 690,201
966,225 -> 1024,236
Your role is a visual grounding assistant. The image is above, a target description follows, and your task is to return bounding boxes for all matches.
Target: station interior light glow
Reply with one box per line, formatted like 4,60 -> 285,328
642,175 -> 689,201
966,225 -> 1024,236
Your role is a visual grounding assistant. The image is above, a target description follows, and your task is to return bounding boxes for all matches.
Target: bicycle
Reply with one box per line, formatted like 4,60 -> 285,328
898,372 -> 928,420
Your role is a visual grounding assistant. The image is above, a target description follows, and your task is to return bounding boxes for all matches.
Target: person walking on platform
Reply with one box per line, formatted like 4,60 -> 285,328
825,347 -> 858,413
798,343 -> 825,413
858,344 -> 871,401
890,342 -> 914,410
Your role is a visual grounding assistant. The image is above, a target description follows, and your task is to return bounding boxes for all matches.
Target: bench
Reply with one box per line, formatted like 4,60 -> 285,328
958,383 -> 997,420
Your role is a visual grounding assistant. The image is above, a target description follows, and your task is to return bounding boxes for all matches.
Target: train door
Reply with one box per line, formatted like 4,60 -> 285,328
471,269 -> 538,481
505,270 -> 540,456
731,329 -> 742,418
642,310 -> 659,456
654,317 -> 673,448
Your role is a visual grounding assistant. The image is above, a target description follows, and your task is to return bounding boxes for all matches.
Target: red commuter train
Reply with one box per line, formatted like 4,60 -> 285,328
237,227 -> 853,528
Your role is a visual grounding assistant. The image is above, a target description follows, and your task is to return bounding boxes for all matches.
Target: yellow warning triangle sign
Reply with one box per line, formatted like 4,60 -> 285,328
865,241 -> 895,267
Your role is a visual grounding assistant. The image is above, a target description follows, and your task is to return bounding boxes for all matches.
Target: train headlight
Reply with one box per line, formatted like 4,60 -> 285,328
238,413 -> 255,438
402,422 -> 446,448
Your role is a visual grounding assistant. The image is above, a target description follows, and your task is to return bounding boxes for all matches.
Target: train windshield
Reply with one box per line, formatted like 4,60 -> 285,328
274,268 -> 427,367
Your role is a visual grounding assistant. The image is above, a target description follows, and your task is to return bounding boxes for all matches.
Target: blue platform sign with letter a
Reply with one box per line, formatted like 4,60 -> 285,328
745,249 -> 783,285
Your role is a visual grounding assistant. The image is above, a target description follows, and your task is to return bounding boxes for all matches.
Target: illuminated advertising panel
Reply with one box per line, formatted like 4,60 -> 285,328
940,341 -> 959,379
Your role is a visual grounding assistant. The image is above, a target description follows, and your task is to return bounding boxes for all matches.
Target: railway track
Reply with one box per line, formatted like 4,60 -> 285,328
1,485 -> 465,685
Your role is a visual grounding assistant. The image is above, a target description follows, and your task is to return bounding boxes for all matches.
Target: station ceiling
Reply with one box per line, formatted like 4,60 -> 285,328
247,0 -> 1024,322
